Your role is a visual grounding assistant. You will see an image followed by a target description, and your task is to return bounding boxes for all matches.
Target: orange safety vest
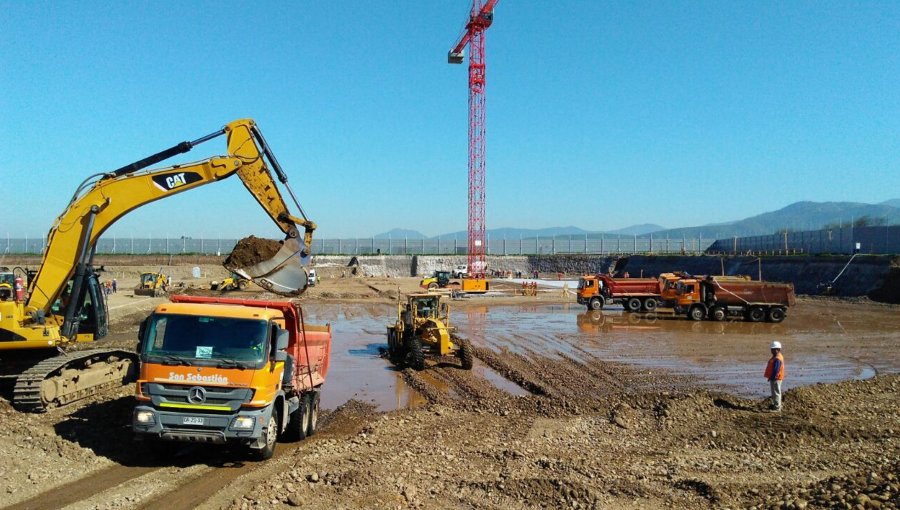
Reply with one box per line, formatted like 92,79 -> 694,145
764,353 -> 785,381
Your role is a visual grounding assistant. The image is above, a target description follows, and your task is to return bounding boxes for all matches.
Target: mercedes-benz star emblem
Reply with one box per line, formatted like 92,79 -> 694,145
187,386 -> 207,404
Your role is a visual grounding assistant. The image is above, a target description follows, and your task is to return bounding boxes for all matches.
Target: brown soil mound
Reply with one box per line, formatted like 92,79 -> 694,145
223,236 -> 282,269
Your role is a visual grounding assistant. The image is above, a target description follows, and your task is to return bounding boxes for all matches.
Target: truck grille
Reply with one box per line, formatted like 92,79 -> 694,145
146,383 -> 253,411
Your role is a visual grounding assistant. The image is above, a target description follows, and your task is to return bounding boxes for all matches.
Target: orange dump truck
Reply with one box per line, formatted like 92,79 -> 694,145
672,275 -> 796,323
577,274 -> 671,312
132,295 -> 330,459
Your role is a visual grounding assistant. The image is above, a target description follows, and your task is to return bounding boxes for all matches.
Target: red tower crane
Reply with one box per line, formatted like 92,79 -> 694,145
448,0 -> 498,281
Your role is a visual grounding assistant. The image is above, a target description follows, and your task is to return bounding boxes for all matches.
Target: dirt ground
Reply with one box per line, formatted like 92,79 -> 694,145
0,266 -> 898,510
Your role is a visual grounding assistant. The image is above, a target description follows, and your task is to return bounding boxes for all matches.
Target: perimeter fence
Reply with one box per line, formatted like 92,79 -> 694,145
6,228 -> 895,257
2,235 -> 715,256
706,225 -> 900,255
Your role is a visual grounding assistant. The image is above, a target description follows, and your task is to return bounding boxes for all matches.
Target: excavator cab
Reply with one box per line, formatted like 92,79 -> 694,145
51,272 -> 108,340
0,269 -> 14,301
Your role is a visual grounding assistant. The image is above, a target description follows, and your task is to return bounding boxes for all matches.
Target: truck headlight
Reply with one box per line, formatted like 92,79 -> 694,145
232,416 -> 255,430
135,410 -> 155,424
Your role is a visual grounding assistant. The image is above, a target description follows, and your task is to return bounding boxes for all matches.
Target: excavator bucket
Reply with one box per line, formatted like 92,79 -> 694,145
228,237 -> 310,296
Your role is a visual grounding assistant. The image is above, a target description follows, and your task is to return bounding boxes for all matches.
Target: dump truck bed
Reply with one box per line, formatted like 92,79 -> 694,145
704,279 -> 796,307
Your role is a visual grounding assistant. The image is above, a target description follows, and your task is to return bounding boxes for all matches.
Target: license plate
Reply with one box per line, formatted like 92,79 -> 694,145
182,417 -> 204,425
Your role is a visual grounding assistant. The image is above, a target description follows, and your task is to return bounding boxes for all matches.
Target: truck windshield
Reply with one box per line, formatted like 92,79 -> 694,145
142,314 -> 269,365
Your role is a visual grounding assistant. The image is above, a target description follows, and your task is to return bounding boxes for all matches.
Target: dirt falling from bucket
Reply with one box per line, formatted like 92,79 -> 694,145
224,235 -> 282,268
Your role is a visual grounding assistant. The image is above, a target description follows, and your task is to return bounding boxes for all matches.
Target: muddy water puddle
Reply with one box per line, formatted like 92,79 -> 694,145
301,301 -> 900,409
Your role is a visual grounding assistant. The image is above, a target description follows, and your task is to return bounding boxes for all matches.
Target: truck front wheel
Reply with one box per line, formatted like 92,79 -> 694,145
589,297 -> 603,311
688,306 -> 706,321
253,411 -> 279,460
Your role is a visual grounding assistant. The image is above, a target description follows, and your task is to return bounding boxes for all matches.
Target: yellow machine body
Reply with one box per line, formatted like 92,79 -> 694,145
461,278 -> 489,294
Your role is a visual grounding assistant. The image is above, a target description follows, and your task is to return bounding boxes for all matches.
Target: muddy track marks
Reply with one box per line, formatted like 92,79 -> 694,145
4,465 -> 157,510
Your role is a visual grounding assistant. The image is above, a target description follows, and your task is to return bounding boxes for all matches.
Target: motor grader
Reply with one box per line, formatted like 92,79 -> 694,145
386,293 -> 473,371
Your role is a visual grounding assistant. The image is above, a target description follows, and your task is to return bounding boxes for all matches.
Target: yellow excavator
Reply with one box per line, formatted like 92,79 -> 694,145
0,119 -> 316,412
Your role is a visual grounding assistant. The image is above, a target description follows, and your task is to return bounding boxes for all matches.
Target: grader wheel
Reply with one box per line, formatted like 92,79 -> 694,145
405,337 -> 425,371
457,339 -> 474,370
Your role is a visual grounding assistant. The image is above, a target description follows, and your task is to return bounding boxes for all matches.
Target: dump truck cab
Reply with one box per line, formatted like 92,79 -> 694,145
133,296 -> 331,460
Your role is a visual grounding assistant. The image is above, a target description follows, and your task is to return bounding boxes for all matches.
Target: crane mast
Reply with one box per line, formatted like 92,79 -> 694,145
449,0 -> 498,279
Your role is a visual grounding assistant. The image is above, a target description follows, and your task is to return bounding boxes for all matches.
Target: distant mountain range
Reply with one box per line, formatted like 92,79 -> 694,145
373,200 -> 900,241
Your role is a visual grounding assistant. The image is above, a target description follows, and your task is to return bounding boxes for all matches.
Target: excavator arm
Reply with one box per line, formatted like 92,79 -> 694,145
27,119 -> 315,319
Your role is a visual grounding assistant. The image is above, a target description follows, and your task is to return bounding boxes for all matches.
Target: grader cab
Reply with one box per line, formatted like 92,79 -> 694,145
386,293 -> 473,371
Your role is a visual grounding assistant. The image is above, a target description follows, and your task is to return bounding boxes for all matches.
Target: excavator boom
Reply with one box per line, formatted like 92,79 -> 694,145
28,119 -> 314,315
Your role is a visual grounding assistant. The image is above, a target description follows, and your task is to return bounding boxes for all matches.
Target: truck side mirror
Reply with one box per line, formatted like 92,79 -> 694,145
276,329 -> 290,350
137,318 -> 148,350
272,329 -> 290,362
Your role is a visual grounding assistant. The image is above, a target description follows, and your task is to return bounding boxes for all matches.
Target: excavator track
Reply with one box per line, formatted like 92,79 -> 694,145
12,349 -> 138,412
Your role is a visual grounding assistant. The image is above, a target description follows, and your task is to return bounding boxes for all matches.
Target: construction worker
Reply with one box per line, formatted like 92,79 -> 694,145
764,341 -> 785,411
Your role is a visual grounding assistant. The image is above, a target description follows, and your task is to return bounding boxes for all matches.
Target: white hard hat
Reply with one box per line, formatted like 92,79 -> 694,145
770,341 -> 782,350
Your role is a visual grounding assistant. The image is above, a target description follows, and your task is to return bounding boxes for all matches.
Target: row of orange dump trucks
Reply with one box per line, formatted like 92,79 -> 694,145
577,273 -> 796,323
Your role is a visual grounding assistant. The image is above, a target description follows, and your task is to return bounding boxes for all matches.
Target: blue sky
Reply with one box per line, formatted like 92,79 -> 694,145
2,1 -> 898,239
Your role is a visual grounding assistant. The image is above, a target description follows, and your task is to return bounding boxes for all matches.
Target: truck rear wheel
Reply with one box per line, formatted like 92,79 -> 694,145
747,306 -> 765,322
710,306 -> 726,322
589,297 -> 603,311
306,392 -> 319,437
625,297 -> 642,312
283,397 -> 309,442
767,307 -> 786,323
642,298 -> 658,312
688,305 -> 706,321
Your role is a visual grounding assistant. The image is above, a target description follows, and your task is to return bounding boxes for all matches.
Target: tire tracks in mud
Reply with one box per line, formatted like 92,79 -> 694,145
396,340 -> 692,420
4,403 -> 380,510
4,465 -> 158,510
